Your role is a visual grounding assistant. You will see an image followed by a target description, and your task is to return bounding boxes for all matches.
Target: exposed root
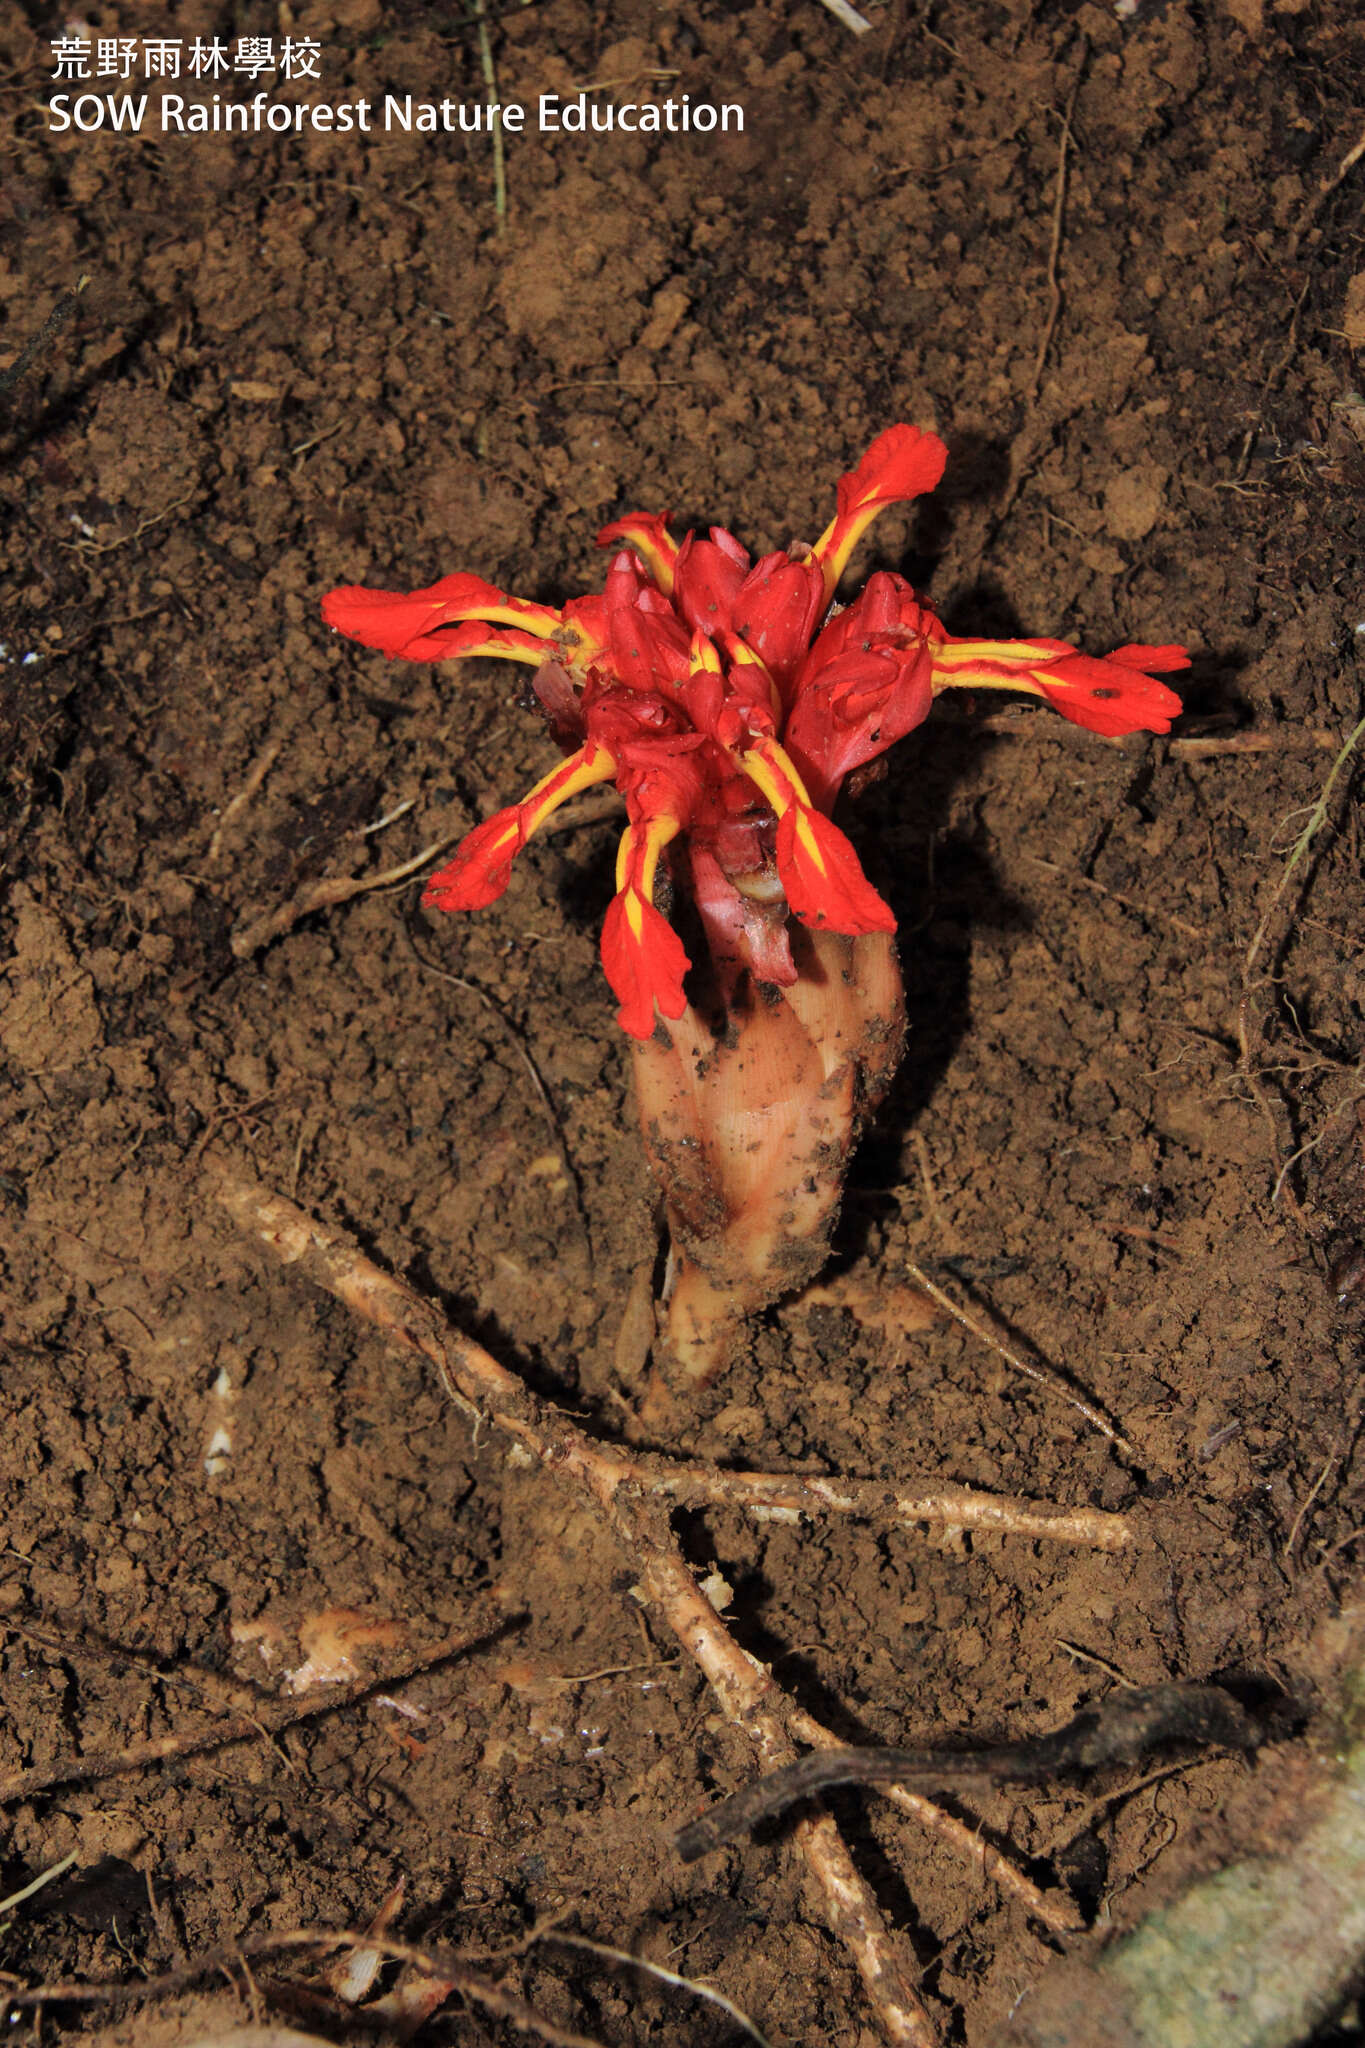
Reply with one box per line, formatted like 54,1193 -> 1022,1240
789,1703 -> 1086,1937
209,1172 -> 1134,2041
647,1466 -> 1131,1552
214,1169 -> 939,2046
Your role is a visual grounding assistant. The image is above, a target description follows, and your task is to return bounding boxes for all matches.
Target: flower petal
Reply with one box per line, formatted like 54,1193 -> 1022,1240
605,552 -> 692,692
784,641 -> 934,810
775,804 -> 896,934
1031,648 -> 1187,735
738,738 -> 895,935
600,814 -> 690,1038
811,424 -> 949,597
422,742 -> 617,913
730,553 -> 827,692
673,527 -> 750,637
422,808 -> 525,911
595,511 -> 679,594
601,890 -> 691,1038
929,634 -> 1188,736
323,572 -> 560,662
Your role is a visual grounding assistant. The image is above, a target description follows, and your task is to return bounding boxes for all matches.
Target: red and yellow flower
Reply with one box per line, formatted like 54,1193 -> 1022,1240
322,425 -> 1187,1038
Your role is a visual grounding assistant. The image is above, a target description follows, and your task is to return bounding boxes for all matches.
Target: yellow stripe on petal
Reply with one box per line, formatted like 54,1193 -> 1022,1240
598,513 -> 679,594
810,425 -> 949,599
459,603 -> 560,637
446,628 -> 565,666
929,638 -> 1061,693
736,735 -> 813,818
725,634 -> 784,722
689,630 -> 723,677
520,741 -> 619,838
792,807 -> 828,875
637,812 -> 681,897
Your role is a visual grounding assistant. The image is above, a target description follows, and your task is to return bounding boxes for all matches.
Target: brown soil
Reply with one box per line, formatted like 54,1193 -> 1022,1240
3,0 -> 1364,2042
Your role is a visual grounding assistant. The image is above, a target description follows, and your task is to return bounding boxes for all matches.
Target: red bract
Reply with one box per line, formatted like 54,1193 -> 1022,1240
322,426 -> 1188,1039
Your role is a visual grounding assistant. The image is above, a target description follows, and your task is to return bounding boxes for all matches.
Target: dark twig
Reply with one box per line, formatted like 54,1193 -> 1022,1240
675,1684 -> 1257,1862
0,277 -> 90,402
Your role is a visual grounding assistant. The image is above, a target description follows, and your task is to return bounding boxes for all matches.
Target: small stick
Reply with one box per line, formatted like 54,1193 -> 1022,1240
1025,855 -> 1204,943
1241,712 -> 1365,988
1168,730 -> 1339,759
675,1684 -> 1257,1863
208,738 -> 283,863
1236,713 -> 1365,1208
63,488 -> 196,557
229,832 -> 466,957
1288,119 -> 1365,253
0,1621 -> 497,1805
0,1852 -> 79,1919
1283,1446 -> 1339,1561
785,1705 -> 1082,1936
537,1932 -> 773,2048
6,1928 -> 607,2047
0,276 -> 90,402
815,0 -> 874,31
402,914 -> 592,1264
904,1260 -> 1132,1454
1028,67 -> 1083,400
474,0 -> 508,234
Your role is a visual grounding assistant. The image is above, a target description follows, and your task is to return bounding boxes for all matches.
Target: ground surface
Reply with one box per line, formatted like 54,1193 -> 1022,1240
2,0 -> 1364,2042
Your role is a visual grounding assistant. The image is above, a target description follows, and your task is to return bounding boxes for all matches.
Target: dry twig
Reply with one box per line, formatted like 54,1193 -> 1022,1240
903,1260 -> 1131,1454
1167,729 -> 1339,760
208,739 -> 284,863
815,0 -> 874,31
0,275 -> 90,401
1025,854 -> 1203,944
1237,713 -> 1365,1208
679,1685 -> 1255,1862
229,832 -> 466,957
537,1931 -> 773,2047
1028,66 -> 1084,400
6,1928 -> 608,2047
0,1622 -> 495,1805
785,1706 -> 1082,1935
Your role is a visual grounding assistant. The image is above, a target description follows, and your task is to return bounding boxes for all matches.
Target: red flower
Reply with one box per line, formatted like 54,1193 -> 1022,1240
925,631 -> 1186,737
324,426 -> 1188,1038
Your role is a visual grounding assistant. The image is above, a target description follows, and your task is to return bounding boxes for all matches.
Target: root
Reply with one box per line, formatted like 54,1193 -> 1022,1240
210,1171 -> 1133,2042
213,1170 -> 937,2045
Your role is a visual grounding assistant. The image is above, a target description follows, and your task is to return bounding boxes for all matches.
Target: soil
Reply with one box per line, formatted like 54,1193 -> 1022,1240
2,0 -> 1364,2043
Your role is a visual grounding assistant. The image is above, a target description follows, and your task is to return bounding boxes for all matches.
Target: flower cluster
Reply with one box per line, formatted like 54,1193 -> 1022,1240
322,426 -> 1187,1038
